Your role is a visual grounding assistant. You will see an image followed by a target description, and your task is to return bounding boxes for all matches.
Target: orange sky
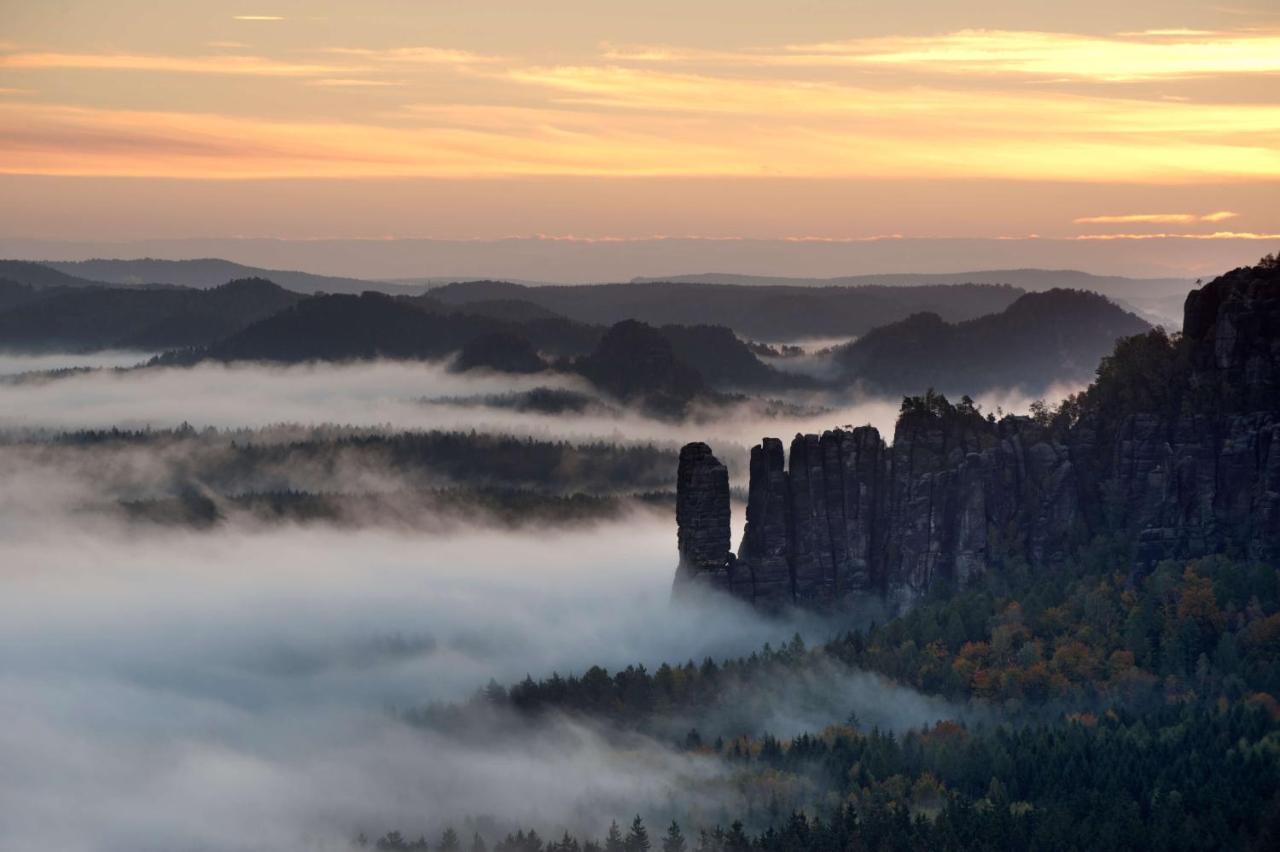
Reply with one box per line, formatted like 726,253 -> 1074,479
1,0 -> 1277,252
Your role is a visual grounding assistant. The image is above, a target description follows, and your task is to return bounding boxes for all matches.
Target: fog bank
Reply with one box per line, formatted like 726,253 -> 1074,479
0,495 -> 967,851
0,359 -> 1083,452
0,350 -> 152,376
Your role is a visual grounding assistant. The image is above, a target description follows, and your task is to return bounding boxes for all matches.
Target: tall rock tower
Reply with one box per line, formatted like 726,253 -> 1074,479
673,442 -> 733,592
672,258 -> 1280,615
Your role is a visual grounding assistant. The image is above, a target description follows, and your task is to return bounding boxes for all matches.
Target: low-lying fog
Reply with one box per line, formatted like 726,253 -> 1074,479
0,357 -> 1082,449
0,354 -> 1017,851
0,349 -> 153,376
0,509 -> 955,852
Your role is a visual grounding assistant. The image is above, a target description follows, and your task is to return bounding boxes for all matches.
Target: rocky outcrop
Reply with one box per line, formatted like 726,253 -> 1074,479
739,438 -> 793,604
675,261 -> 1280,610
674,443 -> 733,592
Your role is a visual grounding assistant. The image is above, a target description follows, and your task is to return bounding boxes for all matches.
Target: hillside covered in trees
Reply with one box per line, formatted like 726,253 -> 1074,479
0,258 -> 1152,410
360,256 -> 1280,852
833,289 -> 1150,395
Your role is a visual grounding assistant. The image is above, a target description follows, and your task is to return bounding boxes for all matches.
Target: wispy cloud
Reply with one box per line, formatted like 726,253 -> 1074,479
2,28 -> 1278,188
1074,230 -> 1280,240
232,15 -> 284,21
307,78 -> 405,88
1073,211 -> 1240,224
793,28 -> 1280,80
0,51 -> 361,78
606,28 -> 1280,81
3,94 -> 1277,184
321,46 -> 504,66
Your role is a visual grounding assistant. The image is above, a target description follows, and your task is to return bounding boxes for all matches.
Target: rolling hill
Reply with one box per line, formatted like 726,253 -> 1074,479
834,288 -> 1152,396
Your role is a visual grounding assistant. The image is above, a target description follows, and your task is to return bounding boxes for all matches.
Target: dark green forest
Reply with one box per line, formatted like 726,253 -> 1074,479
375,547 -> 1280,852
363,260 -> 1280,851
28,426 -> 681,527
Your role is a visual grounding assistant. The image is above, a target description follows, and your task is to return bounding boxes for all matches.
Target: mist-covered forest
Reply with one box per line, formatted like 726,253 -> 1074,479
7,0 -> 1280,846
0,257 -> 1277,852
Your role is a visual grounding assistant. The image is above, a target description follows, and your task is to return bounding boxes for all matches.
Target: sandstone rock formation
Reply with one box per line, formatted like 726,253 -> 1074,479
674,442 -> 733,591
675,261 -> 1280,610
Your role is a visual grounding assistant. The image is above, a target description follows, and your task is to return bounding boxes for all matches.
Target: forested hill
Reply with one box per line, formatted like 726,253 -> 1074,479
428,280 -> 1024,341
166,292 -> 801,408
0,277 -> 301,351
0,259 -> 110,290
834,288 -> 1151,396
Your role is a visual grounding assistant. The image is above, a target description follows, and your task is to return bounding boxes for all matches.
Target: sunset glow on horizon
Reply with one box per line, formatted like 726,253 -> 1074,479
1,0 -> 1277,254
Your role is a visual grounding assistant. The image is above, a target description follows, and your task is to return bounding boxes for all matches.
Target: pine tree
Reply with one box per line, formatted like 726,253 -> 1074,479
661,820 -> 686,852
605,821 -> 625,852
440,828 -> 460,852
724,821 -> 750,852
625,816 -> 650,852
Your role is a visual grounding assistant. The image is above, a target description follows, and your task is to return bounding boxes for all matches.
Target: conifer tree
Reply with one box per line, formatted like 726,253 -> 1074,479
661,820 -> 686,852
625,816 -> 650,852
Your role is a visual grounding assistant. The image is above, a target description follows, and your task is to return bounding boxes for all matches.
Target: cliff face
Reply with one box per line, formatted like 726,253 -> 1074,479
674,443 -> 733,591
675,263 -> 1280,610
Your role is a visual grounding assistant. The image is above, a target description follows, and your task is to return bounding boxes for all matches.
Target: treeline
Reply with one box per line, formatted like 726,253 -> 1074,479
402,550 -> 1280,849
121,487 -> 672,529
419,552 -> 1280,732
47,426 -> 680,495
839,551 -> 1280,704
370,702 -> 1280,850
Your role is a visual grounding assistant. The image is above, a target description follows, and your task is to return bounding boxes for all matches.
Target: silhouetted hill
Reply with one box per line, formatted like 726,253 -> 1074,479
157,291 -> 779,400
0,260 -> 108,290
637,269 -> 1195,328
0,278 -> 39,311
429,280 -> 1024,341
452,332 -> 546,374
471,299 -> 567,322
834,288 -> 1151,395
634,268 -> 1192,297
42,258 -> 408,296
659,324 -> 811,390
0,277 -> 302,352
188,291 -> 506,363
575,320 -> 706,414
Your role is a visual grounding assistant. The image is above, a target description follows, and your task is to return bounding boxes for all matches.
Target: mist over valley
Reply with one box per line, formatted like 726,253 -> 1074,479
4,3 -> 1280,847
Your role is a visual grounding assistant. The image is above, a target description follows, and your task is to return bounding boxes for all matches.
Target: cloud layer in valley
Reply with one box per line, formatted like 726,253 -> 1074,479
0,358 -> 1084,456
0,498 -> 960,851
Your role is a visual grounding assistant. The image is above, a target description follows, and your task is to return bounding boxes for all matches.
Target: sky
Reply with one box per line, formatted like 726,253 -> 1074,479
1,1 -> 1277,267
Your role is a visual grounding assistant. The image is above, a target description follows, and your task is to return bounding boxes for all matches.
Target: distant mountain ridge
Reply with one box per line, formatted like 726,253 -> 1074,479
0,260 -> 111,290
429,279 -> 1025,341
631,268 -> 1193,296
0,278 -> 302,352
2,235 -> 1262,282
0,258 -> 1152,403
636,269 -> 1193,327
40,258 -> 414,296
0,256 -> 1193,327
163,291 -> 798,405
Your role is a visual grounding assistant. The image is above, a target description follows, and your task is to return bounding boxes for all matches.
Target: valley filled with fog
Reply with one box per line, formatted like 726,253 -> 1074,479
0,353 -> 975,852
5,1 -> 1279,846
0,356 -> 1082,449
2,252 -> 1277,852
